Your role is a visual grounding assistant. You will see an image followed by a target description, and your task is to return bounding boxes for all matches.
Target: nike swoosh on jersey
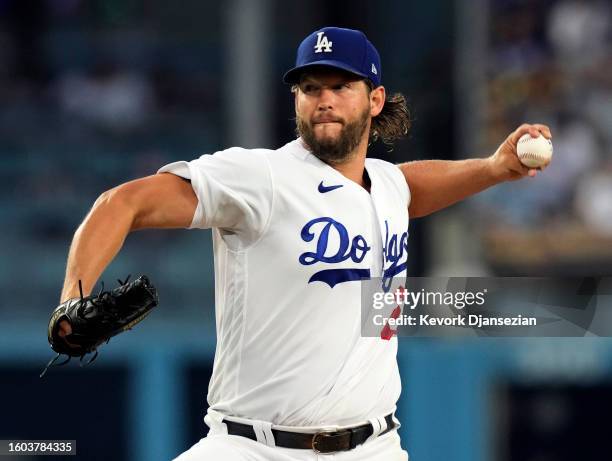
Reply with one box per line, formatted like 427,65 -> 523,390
318,181 -> 344,193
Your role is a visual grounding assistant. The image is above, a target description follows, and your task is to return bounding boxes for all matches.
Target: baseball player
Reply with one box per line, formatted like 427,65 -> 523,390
52,27 -> 551,460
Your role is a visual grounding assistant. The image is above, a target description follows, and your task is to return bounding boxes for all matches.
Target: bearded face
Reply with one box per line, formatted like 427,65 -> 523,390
296,106 -> 370,165
293,70 -> 372,165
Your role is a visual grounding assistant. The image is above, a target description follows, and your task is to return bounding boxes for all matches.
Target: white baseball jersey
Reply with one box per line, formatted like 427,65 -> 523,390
158,138 -> 410,428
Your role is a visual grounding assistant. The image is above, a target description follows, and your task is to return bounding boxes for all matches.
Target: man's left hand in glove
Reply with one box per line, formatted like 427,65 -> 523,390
41,274 -> 158,377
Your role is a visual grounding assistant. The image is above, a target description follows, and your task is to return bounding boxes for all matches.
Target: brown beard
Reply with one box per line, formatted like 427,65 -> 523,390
296,108 -> 370,165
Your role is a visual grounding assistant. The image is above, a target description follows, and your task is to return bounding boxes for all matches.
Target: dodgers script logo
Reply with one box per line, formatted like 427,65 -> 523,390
298,217 -> 408,289
299,217 -> 370,287
381,220 -> 408,292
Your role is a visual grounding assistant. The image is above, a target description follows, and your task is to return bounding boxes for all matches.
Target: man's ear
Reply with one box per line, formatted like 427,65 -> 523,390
293,87 -> 300,114
370,85 -> 386,117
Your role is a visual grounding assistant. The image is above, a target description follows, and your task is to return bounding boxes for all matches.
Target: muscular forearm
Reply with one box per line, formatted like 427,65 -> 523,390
401,124 -> 553,218
400,158 -> 499,218
60,190 -> 135,302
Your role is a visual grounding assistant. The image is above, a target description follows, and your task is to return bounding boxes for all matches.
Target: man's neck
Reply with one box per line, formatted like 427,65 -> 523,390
330,136 -> 370,190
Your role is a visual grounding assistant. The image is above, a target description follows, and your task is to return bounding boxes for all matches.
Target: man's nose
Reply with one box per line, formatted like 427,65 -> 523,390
317,88 -> 335,110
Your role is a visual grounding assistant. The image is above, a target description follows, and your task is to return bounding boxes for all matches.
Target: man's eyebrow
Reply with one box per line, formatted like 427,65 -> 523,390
299,76 -> 320,84
300,76 -> 351,85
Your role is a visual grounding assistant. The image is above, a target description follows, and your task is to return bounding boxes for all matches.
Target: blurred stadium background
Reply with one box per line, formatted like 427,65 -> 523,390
0,0 -> 610,460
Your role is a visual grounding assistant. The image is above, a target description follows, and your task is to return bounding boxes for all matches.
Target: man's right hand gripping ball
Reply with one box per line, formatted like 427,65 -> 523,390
41,275 -> 159,377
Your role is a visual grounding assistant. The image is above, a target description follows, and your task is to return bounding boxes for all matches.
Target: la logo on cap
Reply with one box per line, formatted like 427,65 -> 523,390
314,32 -> 333,53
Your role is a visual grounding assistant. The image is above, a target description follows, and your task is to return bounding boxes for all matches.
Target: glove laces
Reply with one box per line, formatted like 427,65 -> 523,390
40,279 -> 111,378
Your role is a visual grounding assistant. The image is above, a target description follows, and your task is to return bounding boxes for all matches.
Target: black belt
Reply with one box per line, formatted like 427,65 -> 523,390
223,413 -> 396,453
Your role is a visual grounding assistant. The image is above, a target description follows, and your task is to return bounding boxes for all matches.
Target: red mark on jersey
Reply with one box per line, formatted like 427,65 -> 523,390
380,286 -> 405,340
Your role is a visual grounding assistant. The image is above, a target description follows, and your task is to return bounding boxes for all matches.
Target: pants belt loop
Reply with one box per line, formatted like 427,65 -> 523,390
253,420 -> 276,447
366,417 -> 383,442
377,415 -> 388,435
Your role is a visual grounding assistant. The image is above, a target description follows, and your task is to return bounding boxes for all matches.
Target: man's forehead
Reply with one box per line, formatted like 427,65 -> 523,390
298,66 -> 363,84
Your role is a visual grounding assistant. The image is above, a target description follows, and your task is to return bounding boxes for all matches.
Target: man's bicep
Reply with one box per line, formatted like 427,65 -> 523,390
116,172 -> 199,230
397,163 -> 416,215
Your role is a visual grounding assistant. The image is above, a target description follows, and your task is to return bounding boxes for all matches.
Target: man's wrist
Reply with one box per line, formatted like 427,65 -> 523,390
484,155 -> 507,185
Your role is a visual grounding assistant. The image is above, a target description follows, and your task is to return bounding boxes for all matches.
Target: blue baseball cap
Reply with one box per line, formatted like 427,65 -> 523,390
283,27 -> 382,87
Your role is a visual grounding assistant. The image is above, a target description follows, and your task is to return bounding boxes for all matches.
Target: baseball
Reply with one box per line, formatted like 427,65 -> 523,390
516,133 -> 553,168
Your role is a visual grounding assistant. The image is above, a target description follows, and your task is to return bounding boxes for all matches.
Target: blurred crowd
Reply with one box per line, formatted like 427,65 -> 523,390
0,0 -> 224,234
477,0 -> 611,231
472,0 -> 612,272
0,0 -> 223,313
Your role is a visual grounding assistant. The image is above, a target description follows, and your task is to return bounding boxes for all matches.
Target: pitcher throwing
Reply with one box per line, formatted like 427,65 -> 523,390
49,27 -> 552,460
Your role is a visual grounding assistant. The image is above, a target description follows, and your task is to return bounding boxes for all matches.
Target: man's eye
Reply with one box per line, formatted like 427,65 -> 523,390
302,84 -> 318,94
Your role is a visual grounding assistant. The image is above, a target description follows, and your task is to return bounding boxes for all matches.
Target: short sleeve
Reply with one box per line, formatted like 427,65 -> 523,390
157,147 -> 273,247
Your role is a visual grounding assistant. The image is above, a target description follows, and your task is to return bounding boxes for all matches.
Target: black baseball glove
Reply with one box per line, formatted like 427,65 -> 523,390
40,275 -> 159,377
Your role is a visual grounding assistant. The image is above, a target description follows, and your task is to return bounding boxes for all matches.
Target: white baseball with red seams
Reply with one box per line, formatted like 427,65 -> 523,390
516,133 -> 553,168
